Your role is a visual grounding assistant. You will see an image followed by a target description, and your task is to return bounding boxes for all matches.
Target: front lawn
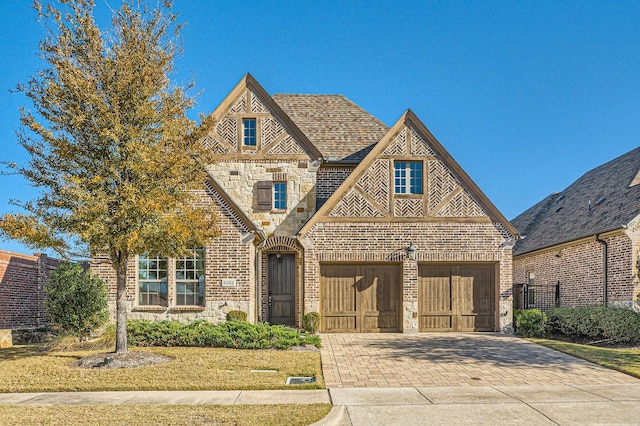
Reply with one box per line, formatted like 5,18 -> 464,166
530,338 -> 640,378
0,345 -> 323,392
0,404 -> 332,426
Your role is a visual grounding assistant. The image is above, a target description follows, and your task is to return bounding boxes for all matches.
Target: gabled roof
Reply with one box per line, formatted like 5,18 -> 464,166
272,94 -> 389,162
512,147 -> 640,256
298,109 -> 519,237
209,74 -> 322,160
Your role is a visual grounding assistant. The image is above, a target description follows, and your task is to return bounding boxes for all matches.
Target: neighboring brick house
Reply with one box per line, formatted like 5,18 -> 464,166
0,250 -> 60,329
512,147 -> 640,310
93,74 -> 519,333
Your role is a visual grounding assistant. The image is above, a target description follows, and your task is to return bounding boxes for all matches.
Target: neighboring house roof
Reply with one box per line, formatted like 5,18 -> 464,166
272,94 -> 389,162
512,146 -> 640,256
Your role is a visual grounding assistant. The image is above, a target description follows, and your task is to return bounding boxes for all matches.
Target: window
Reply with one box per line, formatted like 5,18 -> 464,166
273,182 -> 287,210
176,248 -> 205,306
137,249 -> 206,308
138,255 -> 168,306
242,118 -> 256,146
256,181 -> 287,211
394,161 -> 423,194
527,271 -> 535,306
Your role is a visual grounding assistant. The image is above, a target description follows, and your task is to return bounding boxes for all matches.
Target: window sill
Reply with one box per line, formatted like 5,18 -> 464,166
133,306 -> 168,312
393,193 -> 423,198
170,306 -> 206,312
271,209 -> 287,214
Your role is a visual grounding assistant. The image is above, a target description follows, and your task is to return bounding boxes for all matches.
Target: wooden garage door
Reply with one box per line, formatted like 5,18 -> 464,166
321,264 -> 401,333
418,264 -> 495,332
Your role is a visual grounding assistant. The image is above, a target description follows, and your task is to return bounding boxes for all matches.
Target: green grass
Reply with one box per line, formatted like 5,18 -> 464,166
0,404 -> 332,426
530,338 -> 640,378
0,344 -> 323,392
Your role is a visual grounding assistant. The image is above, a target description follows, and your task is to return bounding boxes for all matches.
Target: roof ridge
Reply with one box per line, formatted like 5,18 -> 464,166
273,93 -> 345,97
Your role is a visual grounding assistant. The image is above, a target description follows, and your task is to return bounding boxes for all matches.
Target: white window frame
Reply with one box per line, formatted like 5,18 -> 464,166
394,161 -> 423,194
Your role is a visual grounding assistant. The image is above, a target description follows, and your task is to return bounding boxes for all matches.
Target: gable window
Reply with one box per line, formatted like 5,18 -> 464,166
242,118 -> 257,146
176,248 -> 205,306
273,182 -> 287,210
138,255 -> 168,306
394,161 -> 423,194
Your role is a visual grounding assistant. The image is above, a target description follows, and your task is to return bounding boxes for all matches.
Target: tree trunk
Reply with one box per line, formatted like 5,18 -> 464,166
115,262 -> 128,353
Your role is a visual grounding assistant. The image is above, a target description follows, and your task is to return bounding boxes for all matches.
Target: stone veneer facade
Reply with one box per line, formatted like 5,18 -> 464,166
206,159 -> 320,236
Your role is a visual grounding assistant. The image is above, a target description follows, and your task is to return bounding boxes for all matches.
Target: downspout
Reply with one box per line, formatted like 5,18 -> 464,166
255,242 -> 261,322
255,230 -> 267,323
595,234 -> 608,307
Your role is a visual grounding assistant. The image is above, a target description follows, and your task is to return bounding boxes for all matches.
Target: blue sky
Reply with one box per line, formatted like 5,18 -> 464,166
1,0 -> 639,255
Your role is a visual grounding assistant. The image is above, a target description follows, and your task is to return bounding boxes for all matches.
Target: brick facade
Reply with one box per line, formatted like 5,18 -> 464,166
0,250 -> 60,329
316,166 -> 355,207
302,222 -> 514,332
90,75 -> 517,333
92,184 -> 258,324
513,231 -> 640,309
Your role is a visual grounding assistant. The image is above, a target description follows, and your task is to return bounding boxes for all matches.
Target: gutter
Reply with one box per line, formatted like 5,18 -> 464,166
595,234 -> 608,307
513,225 -> 625,258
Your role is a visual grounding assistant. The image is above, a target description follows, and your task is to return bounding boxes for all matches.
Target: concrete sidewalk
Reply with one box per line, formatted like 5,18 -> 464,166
322,384 -> 640,425
2,384 -> 640,425
0,389 -> 330,406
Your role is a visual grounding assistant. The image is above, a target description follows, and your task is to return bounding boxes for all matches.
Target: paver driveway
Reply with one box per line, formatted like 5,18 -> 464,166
320,333 -> 639,388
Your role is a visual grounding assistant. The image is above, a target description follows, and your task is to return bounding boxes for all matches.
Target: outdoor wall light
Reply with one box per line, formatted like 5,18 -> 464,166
406,242 -> 418,260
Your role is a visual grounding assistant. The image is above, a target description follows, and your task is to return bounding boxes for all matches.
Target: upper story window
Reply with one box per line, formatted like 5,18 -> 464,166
273,182 -> 287,210
138,255 -> 168,306
242,118 -> 257,146
176,248 -> 205,306
394,161 -> 423,194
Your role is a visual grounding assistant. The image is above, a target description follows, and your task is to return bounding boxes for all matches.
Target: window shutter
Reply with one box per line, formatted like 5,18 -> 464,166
256,181 -> 272,210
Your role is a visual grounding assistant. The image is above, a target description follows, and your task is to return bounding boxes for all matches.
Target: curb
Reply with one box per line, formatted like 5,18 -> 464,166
310,405 -> 351,426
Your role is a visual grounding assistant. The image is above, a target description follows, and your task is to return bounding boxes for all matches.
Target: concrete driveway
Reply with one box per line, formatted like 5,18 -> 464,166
320,333 -> 638,388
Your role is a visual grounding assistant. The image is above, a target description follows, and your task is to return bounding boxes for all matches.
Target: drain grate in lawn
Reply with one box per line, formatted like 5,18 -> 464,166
286,376 -> 316,385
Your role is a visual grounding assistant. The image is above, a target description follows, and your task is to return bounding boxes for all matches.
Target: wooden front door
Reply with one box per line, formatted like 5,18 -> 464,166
268,254 -> 296,326
418,264 -> 495,332
321,264 -> 401,333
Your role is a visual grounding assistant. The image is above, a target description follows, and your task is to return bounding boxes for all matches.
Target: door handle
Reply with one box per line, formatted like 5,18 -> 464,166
268,295 -> 272,305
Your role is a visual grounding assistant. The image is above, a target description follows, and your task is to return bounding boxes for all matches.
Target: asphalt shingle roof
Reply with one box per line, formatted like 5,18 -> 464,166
272,94 -> 389,162
512,147 -> 640,256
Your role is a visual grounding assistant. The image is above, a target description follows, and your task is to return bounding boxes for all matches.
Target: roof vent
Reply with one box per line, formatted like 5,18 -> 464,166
555,206 -> 563,212
556,194 -> 565,203
595,197 -> 606,205
630,169 -> 640,187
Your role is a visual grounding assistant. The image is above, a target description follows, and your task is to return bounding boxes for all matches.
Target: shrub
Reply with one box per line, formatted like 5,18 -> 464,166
302,312 -> 320,333
226,310 -> 247,322
513,309 -> 547,337
127,319 -> 321,349
547,307 -> 640,344
44,263 -> 108,340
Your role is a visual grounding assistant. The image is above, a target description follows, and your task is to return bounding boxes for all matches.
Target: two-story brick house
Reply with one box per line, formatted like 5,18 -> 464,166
93,74 -> 519,333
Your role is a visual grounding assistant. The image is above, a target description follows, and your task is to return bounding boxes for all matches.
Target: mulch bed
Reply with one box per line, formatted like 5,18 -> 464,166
74,351 -> 172,369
